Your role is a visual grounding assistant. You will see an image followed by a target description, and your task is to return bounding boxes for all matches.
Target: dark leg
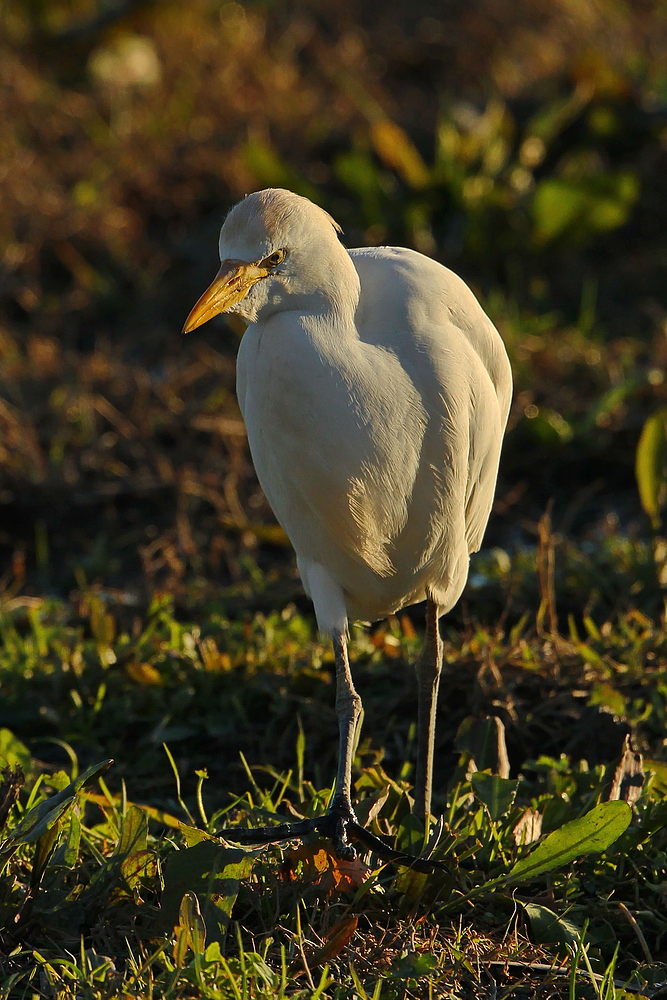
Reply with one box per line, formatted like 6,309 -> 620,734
220,627 -> 364,860
413,598 -> 443,827
221,618 -> 449,872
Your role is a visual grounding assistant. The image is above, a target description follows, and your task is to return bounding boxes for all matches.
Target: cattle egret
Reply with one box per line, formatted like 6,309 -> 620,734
184,188 -> 512,859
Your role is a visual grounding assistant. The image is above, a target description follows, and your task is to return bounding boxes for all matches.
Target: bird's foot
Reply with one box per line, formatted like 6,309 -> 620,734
221,797 -> 449,873
311,794 -> 359,860
219,795 -> 359,859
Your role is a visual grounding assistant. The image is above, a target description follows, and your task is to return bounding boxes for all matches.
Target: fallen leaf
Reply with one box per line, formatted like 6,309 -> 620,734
609,735 -> 644,805
308,916 -> 358,967
282,843 -> 370,895
513,808 -> 543,846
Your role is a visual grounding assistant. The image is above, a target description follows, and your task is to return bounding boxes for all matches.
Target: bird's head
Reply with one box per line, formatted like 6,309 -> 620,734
183,188 -> 358,332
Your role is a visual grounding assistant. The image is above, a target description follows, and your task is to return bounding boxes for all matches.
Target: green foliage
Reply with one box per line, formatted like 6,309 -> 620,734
636,409 -> 667,530
0,534 -> 666,996
161,840 -> 260,942
470,772 -> 519,820
532,172 -> 639,245
505,801 -> 631,885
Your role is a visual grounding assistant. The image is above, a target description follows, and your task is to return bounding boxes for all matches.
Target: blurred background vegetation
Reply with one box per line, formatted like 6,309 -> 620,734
1,0 -> 666,606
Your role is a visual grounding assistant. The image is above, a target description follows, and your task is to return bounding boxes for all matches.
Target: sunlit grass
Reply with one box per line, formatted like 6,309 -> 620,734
1,528 -> 667,996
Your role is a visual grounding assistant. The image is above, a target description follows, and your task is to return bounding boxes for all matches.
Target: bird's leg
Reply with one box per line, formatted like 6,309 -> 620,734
413,598 -> 443,831
325,627 -> 363,858
221,620 -> 454,872
220,621 -> 450,871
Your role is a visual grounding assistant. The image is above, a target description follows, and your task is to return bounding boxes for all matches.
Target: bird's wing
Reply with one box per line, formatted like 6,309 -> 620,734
351,246 -> 512,560
462,366 -> 506,554
237,316 -> 428,579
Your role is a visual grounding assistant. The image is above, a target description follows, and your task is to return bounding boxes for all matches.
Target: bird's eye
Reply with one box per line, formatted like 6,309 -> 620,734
261,249 -> 286,268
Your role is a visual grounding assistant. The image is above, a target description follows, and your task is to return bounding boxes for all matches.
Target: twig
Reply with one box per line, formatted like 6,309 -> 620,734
618,901 -> 653,965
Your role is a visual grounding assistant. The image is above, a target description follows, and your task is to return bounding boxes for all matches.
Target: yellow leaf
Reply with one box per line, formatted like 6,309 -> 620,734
126,661 -> 162,685
636,409 -> 667,529
308,916 -> 358,966
370,120 -> 430,189
400,614 -> 417,639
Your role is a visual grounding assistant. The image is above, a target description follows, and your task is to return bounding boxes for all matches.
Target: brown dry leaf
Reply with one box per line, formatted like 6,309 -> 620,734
382,634 -> 401,659
370,626 -> 386,648
513,807 -> 543,846
400,614 -> 417,639
126,661 -> 162,685
308,915 -> 359,967
282,843 -> 370,895
609,734 -> 644,805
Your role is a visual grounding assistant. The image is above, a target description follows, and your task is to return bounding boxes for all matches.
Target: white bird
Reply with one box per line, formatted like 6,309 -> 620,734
184,188 -> 512,857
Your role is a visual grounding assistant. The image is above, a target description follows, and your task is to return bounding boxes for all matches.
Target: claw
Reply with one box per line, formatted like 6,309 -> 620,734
332,815 -> 357,860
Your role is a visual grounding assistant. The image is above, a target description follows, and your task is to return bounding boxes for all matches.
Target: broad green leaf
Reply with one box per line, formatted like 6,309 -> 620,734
397,811 -> 425,854
46,771 -> 73,793
179,823 -> 217,847
636,409 -> 667,529
0,730 -> 32,775
3,759 -> 113,850
117,805 -> 148,857
49,804 -> 82,869
31,817 -> 63,888
160,840 -> 260,943
174,890 -> 206,965
112,803 -> 156,897
644,759 -> 667,800
395,866 -> 428,901
60,805 -> 82,868
353,786 -> 390,829
589,683 -> 626,717
523,902 -> 580,947
471,772 -> 519,820
506,801 -> 631,885
120,849 -> 158,892
204,941 -> 224,964
532,172 -> 638,244
390,951 -> 438,980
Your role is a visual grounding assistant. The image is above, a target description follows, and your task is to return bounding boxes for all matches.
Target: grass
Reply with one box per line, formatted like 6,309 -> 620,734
1,531 -> 667,997
2,0 -> 667,996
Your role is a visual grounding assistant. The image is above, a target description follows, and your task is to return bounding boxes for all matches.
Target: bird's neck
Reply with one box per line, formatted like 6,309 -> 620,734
306,247 -> 361,326
253,246 -> 361,330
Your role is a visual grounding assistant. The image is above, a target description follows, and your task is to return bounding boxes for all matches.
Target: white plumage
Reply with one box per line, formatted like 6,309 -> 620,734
184,188 -> 512,853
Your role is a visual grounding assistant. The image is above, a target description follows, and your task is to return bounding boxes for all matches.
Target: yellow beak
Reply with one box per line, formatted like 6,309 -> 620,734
182,260 -> 267,333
